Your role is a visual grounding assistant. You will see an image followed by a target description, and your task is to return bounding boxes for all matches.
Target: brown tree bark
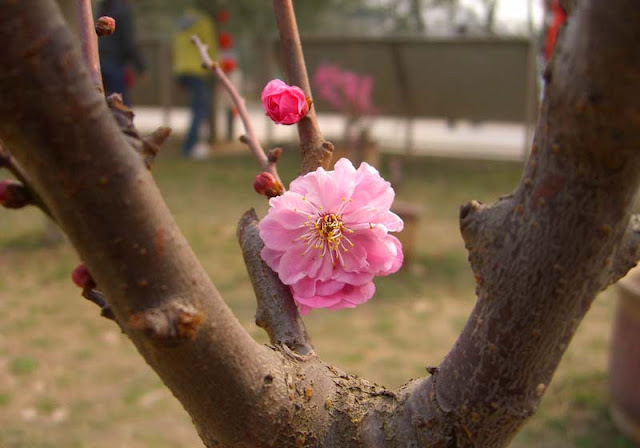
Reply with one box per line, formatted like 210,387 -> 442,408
0,0 -> 639,447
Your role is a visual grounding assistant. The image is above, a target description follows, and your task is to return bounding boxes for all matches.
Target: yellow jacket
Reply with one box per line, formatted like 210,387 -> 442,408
172,8 -> 217,76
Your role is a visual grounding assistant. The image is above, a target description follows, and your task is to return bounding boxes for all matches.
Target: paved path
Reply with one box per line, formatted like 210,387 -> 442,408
133,106 -> 530,162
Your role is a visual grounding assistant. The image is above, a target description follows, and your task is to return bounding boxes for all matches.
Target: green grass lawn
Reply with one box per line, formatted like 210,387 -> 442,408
0,140 -> 633,447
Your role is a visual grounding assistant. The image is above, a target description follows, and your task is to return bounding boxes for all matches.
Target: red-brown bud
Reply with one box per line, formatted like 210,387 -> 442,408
96,16 -> 116,37
72,264 -> 96,289
253,172 -> 284,198
0,180 -> 32,209
267,147 -> 282,164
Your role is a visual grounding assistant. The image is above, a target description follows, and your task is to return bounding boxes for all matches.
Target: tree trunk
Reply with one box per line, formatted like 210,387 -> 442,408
0,0 -> 639,446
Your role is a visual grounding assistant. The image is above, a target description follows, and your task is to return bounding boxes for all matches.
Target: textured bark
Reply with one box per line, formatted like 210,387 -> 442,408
237,209 -> 313,356
1,0 -> 639,447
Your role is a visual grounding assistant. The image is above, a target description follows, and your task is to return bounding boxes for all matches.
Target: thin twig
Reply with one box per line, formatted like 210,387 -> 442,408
76,0 -> 103,92
0,140 -> 53,218
191,35 -> 283,185
82,287 -> 119,324
272,0 -> 333,174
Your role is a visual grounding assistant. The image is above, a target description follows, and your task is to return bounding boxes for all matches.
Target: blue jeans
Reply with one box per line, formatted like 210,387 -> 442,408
101,63 -> 130,106
177,75 -> 211,156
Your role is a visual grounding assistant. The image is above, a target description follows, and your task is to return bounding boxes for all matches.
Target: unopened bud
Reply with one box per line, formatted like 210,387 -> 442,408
0,180 -> 32,209
253,172 -> 284,198
267,147 -> 282,164
72,264 -> 96,289
96,16 -> 116,37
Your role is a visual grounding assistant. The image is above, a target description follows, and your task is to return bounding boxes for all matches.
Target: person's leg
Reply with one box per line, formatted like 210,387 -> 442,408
101,63 -> 126,101
180,76 -> 210,156
190,77 -> 211,143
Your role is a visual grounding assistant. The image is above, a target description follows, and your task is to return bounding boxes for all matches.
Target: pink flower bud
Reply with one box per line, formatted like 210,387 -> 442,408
0,180 -> 32,209
71,264 -> 95,289
261,79 -> 310,125
95,16 -> 116,37
253,172 -> 284,198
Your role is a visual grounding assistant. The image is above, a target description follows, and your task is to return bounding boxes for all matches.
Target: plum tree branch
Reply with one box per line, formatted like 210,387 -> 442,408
604,214 -> 640,288
272,0 -> 334,174
76,0 -> 102,92
0,140 -> 53,218
237,209 -> 313,355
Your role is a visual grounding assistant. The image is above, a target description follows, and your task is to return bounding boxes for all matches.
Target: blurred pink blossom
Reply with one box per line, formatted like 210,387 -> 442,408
261,79 -> 309,125
312,63 -> 377,117
259,158 -> 403,314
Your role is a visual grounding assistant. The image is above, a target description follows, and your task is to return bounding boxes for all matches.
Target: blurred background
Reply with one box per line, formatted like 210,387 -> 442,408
0,1 -> 637,447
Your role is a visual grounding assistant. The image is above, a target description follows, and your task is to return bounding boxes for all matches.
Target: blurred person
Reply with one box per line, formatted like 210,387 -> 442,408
96,0 -> 146,106
172,5 -> 218,159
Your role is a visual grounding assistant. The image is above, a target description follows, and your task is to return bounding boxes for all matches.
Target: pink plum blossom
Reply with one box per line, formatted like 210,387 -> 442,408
259,158 -> 403,314
261,79 -> 309,125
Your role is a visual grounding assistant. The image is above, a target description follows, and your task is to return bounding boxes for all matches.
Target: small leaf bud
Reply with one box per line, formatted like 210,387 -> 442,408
0,180 -> 33,209
95,16 -> 116,37
71,264 -> 96,289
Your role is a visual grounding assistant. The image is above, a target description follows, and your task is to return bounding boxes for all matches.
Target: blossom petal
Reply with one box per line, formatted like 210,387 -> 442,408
324,282 -> 376,309
260,246 -> 283,271
298,303 -> 313,315
293,290 -> 343,309
340,282 -> 376,305
291,277 -> 316,298
344,207 -> 403,233
349,162 -> 395,210
316,279 -> 346,296
350,230 -> 403,275
277,244 -> 321,284
259,217 -> 302,250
